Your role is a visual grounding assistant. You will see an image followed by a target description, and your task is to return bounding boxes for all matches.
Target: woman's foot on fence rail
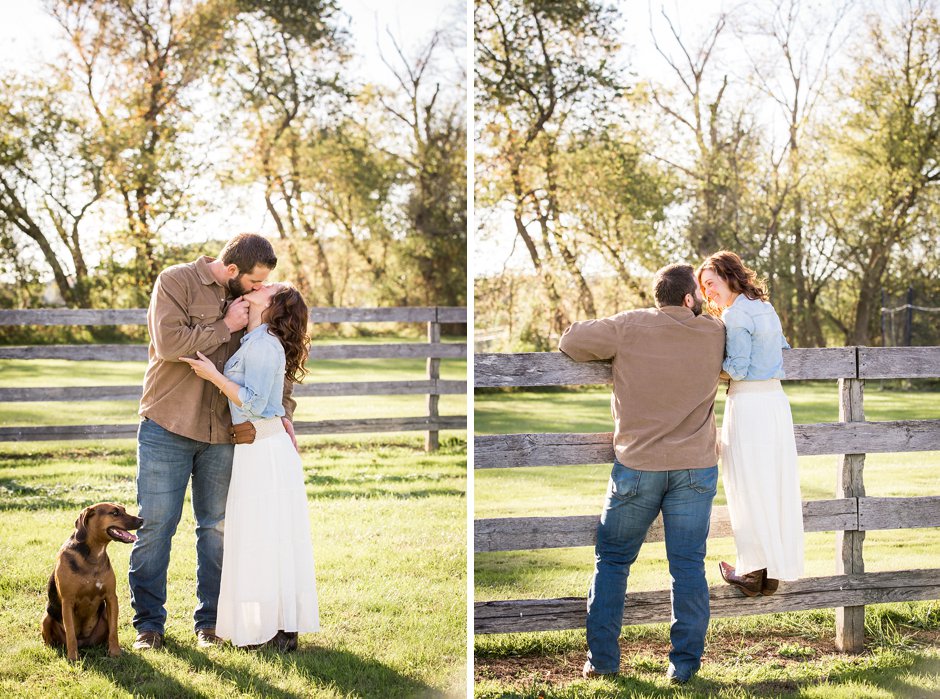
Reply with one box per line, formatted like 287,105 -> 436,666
719,561 -> 765,596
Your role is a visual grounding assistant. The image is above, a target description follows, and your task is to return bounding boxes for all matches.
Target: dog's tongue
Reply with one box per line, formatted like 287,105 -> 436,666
108,527 -> 138,543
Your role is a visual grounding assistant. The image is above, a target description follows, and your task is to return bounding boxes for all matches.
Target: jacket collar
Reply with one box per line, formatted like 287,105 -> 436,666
195,256 -> 222,286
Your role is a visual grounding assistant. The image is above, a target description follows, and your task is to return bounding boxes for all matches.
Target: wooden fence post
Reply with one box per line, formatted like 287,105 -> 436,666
836,371 -> 866,652
426,312 -> 441,452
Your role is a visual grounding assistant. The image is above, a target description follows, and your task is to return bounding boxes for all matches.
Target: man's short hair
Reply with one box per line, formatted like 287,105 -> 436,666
653,264 -> 697,308
219,234 -> 277,274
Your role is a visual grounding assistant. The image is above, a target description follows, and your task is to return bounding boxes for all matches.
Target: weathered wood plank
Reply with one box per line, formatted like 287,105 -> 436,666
0,342 -> 468,362
794,420 -> 940,455
475,352 -> 610,387
437,307 -> 468,323
859,496 -> 940,530
474,499 -> 857,552
0,424 -> 141,440
427,321 -> 442,452
310,343 -> 467,360
0,306 -> 468,326
292,416 -> 467,435
858,347 -> 940,379
474,420 -> 940,469
0,386 -> 144,402
0,415 -> 467,442
0,345 -> 149,361
0,380 -> 468,403
474,348 -> 858,387
474,568 -> 940,633
836,376 -> 866,652
309,307 -> 438,323
300,380 -> 467,397
0,309 -> 147,326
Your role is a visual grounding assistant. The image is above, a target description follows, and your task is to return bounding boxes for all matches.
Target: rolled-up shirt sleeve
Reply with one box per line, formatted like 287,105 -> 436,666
281,376 -> 296,422
722,308 -> 754,380
150,272 -> 230,361
236,341 -> 283,419
559,316 -> 620,361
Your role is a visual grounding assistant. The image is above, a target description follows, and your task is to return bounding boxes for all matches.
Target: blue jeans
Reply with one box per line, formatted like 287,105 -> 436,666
586,461 -> 718,677
129,418 -> 234,634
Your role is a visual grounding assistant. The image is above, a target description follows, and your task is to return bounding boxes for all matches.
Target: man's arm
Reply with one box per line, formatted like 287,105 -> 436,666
149,272 -> 246,361
558,316 -> 621,361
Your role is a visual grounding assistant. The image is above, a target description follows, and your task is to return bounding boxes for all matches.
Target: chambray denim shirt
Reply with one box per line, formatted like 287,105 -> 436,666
223,323 -> 286,424
721,295 -> 790,381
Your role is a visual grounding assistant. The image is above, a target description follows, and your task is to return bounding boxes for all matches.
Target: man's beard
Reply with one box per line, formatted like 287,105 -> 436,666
691,296 -> 704,316
227,276 -> 246,298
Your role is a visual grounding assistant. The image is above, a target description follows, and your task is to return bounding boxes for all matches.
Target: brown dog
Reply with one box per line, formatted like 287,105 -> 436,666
41,503 -> 144,661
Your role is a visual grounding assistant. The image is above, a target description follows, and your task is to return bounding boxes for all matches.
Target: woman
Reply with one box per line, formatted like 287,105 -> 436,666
182,283 -> 319,649
697,251 -> 803,596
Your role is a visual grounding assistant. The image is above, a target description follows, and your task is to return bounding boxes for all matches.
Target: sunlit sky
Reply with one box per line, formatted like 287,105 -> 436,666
0,0 -> 462,88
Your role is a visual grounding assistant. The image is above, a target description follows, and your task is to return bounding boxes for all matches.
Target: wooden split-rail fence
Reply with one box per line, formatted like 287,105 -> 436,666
474,346 -> 940,652
0,307 -> 467,451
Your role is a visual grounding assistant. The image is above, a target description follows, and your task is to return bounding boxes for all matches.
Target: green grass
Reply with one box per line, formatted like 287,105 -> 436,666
473,383 -> 940,697
0,435 -> 467,698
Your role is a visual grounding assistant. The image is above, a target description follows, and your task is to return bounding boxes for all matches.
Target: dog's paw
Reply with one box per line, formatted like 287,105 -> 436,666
108,645 -> 122,658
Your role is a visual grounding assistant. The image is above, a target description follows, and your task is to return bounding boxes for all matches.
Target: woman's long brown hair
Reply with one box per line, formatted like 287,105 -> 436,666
697,251 -> 768,316
264,286 -> 310,383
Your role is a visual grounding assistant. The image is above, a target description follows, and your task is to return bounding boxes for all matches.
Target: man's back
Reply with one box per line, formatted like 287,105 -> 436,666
559,306 -> 725,470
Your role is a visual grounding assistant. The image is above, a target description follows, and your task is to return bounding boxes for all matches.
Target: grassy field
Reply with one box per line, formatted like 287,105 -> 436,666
0,352 -> 468,698
474,382 -> 940,698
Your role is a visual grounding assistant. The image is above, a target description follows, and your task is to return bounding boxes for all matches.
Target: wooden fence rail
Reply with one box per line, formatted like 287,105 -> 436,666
0,307 -> 467,450
473,346 -> 940,653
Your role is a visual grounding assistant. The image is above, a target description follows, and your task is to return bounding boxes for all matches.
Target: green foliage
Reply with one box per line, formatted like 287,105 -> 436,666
475,0 -> 940,349
0,0 -> 465,311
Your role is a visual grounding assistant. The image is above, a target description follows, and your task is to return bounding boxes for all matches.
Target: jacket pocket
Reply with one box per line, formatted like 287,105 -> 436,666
188,304 -> 221,325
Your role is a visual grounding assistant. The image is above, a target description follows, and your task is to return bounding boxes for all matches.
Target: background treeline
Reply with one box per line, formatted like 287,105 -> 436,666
0,0 -> 466,324
474,0 -> 940,350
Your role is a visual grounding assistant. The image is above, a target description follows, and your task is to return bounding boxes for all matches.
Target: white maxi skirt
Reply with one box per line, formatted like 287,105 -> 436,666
721,379 -> 804,580
216,418 -> 320,646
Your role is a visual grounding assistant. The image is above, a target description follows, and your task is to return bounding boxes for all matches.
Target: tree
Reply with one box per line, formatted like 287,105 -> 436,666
377,28 -> 467,306
475,0 -> 624,333
733,0 -> 851,346
0,73 -> 104,307
558,128 -> 675,304
822,0 -> 940,344
220,0 -> 347,306
46,0 -> 234,302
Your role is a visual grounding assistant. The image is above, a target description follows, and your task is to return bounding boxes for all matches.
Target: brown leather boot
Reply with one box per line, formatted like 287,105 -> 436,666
762,576 -> 780,595
719,561 -> 765,597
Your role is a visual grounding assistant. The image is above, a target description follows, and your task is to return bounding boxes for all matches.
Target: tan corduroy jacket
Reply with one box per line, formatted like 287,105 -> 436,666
559,306 -> 725,471
139,256 -> 295,443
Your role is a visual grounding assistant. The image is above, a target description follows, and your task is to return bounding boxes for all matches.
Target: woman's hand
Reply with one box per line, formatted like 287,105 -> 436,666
180,351 -> 223,383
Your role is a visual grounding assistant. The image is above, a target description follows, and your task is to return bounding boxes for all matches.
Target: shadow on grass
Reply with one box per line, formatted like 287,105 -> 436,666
0,478 -> 134,512
74,637 -> 444,698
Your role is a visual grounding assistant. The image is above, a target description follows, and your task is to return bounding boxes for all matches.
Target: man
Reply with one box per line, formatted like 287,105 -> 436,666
558,263 -> 725,685
129,233 -> 297,650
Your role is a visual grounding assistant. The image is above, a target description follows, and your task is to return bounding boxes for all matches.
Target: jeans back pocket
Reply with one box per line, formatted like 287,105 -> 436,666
688,465 -> 719,494
609,461 -> 642,499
